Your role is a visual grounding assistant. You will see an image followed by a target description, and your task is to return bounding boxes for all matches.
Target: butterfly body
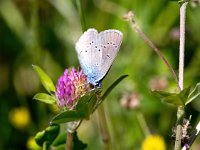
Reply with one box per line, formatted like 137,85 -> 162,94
75,28 -> 123,87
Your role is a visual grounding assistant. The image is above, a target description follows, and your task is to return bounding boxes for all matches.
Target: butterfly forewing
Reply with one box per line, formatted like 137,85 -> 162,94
75,29 -> 101,84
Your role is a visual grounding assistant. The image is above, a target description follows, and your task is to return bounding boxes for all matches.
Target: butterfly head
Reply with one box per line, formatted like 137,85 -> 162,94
94,81 -> 102,89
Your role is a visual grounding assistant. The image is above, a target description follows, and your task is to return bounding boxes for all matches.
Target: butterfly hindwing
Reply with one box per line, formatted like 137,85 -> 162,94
98,30 -> 123,81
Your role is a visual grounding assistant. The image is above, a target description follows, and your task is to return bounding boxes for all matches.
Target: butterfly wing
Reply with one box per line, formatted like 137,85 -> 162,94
75,29 -> 123,86
75,29 -> 102,85
96,30 -> 123,82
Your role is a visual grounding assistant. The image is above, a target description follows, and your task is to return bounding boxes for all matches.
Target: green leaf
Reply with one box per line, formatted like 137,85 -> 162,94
152,87 -> 192,106
162,94 -> 184,106
43,141 -> 50,150
76,91 -> 97,116
169,0 -> 186,3
35,124 -> 60,146
53,132 -> 87,149
186,82 -> 200,105
51,92 -> 97,124
50,110 -> 85,124
72,132 -> 87,150
35,130 -> 45,146
152,91 -> 184,106
87,75 -> 128,112
88,93 -> 98,114
102,75 -> 128,101
179,87 -> 191,104
152,90 -> 174,98
52,133 -> 66,147
32,65 -> 55,93
33,93 -> 56,104
53,132 -> 87,150
76,96 -> 90,118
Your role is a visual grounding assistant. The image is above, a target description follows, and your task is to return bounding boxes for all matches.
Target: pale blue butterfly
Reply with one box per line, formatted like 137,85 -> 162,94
75,28 -> 123,87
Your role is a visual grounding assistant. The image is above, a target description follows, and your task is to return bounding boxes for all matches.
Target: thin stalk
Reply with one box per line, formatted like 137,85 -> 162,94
124,12 -> 181,91
30,0 -> 41,58
43,141 -> 49,150
175,1 -> 188,150
136,111 -> 150,137
66,120 -> 82,150
66,132 -> 73,150
97,104 -> 110,150
76,0 -> 87,32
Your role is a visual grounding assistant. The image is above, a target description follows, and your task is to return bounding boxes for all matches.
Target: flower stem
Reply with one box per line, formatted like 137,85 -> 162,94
66,132 -> 73,150
175,106 -> 185,150
136,111 -> 151,137
125,12 -> 180,91
43,141 -> 49,150
76,0 -> 87,32
97,104 -> 110,150
175,1 -> 188,150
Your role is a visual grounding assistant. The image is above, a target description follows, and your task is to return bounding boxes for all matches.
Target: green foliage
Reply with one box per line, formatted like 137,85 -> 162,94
152,82 -> 200,106
35,124 -> 60,147
51,92 -> 97,124
186,82 -> 200,105
52,133 -> 66,147
153,91 -> 183,106
52,131 -> 87,149
72,132 -> 87,150
51,75 -> 127,124
152,88 -> 190,106
101,75 -> 128,101
33,93 -> 56,104
32,65 -> 55,93
170,0 -> 188,4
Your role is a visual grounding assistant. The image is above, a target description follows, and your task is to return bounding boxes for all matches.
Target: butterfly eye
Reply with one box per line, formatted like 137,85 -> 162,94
95,46 -> 97,48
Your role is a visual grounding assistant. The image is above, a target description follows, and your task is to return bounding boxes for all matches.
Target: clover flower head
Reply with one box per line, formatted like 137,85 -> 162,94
56,67 -> 90,109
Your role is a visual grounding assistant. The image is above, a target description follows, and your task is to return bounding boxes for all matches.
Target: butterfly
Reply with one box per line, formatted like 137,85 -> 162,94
75,28 -> 123,88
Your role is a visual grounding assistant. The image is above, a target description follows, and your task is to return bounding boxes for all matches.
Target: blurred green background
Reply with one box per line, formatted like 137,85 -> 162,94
0,0 -> 200,149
